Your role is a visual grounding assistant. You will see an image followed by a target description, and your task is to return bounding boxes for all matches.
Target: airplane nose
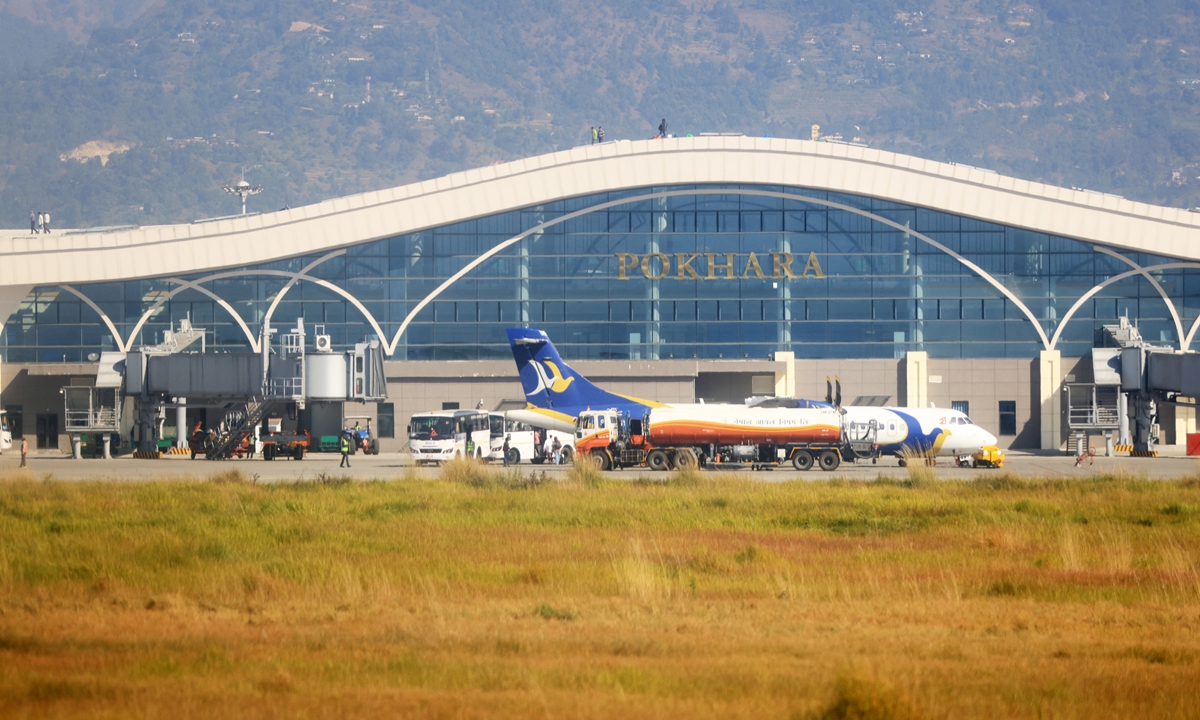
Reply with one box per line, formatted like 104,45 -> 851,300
982,429 -> 998,446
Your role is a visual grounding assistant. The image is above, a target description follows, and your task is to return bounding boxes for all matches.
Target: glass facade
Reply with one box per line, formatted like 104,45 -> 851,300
3,184 -> 1197,362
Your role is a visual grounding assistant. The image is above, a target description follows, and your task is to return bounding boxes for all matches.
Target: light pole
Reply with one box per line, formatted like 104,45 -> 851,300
222,169 -> 263,215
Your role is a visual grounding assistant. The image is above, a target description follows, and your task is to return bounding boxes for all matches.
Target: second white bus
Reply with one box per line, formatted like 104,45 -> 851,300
488,412 -> 574,465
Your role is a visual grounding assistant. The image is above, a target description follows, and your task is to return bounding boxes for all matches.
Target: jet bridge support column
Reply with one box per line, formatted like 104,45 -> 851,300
175,398 -> 187,449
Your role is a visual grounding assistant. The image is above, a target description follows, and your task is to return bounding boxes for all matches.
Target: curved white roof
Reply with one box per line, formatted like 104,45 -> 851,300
4,134 -> 1200,288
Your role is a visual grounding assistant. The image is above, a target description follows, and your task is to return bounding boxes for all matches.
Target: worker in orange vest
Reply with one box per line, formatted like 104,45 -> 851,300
20,437 -> 28,468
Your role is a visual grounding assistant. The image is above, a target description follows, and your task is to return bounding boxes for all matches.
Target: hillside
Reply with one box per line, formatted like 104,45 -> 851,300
3,0 -> 1200,228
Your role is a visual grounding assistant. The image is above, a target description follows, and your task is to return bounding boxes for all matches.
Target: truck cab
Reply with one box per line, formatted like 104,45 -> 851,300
575,409 -> 647,470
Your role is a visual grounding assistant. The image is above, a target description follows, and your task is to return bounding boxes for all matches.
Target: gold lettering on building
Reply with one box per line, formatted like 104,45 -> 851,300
741,252 -> 766,279
801,251 -> 825,279
641,252 -> 669,280
675,253 -> 702,280
612,251 -> 827,281
771,252 -> 799,279
705,253 -> 736,280
616,253 -> 638,280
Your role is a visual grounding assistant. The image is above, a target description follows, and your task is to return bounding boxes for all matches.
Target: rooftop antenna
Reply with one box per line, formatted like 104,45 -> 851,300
222,165 -> 263,215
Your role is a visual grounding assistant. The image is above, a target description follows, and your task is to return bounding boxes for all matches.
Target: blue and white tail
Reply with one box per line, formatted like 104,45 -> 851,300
506,328 -> 653,417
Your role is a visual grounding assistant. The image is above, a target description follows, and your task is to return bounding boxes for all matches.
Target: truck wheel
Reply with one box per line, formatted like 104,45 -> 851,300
561,446 -> 574,464
589,449 -> 611,471
818,450 -> 841,472
647,449 -> 670,471
791,450 -> 814,471
674,448 -> 697,468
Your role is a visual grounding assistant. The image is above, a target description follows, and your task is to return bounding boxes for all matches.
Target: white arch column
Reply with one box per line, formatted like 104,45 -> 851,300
1040,350 -> 1062,451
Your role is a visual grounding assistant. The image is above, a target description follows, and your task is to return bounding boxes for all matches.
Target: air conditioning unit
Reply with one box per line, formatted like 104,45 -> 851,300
179,318 -> 192,334
314,334 -> 332,352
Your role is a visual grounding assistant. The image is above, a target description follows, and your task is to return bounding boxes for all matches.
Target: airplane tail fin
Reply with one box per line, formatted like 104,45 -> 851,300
506,328 -> 633,412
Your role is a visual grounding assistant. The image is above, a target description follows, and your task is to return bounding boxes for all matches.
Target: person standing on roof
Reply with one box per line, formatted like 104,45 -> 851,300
658,118 -> 667,138
43,211 -> 50,233
597,126 -> 604,143
36,212 -> 44,234
30,211 -> 36,234
591,126 -> 598,144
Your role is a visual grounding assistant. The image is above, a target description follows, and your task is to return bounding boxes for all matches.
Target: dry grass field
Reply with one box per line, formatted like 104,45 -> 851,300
2,460 -> 1200,719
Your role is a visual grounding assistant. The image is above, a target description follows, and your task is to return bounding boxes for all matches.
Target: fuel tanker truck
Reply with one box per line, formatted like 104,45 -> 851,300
574,402 -> 879,472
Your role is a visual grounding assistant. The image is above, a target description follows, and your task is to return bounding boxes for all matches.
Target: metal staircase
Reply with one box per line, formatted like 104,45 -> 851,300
206,397 -> 278,460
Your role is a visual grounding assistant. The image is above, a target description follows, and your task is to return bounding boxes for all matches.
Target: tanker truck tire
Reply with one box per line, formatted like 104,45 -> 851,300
818,450 -> 841,472
589,449 -> 611,471
647,449 -> 671,471
791,450 -> 814,471
561,446 -> 574,464
674,448 -> 697,469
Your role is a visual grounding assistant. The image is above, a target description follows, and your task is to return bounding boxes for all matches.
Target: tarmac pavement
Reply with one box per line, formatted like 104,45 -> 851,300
1,448 -> 1198,483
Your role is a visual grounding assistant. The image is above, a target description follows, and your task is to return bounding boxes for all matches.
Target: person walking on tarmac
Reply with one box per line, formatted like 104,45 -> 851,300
502,434 -> 512,467
20,437 -> 28,468
339,431 -> 351,468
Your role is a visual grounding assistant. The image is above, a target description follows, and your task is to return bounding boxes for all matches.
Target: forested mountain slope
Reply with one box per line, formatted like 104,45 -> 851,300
2,0 -> 1199,228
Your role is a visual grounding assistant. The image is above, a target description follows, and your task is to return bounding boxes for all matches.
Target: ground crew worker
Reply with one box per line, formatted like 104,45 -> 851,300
502,434 -> 512,466
339,432 -> 351,468
20,437 -> 28,468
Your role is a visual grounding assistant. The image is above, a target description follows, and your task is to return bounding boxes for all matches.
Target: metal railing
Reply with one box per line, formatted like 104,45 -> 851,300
1065,383 -> 1120,429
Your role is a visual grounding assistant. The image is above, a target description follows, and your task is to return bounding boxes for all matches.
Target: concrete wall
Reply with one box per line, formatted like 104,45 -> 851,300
794,359 -> 904,407
925,358 -> 1041,449
0,364 -> 97,454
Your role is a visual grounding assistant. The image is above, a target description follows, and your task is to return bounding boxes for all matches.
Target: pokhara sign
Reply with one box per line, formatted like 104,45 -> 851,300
615,251 -> 825,281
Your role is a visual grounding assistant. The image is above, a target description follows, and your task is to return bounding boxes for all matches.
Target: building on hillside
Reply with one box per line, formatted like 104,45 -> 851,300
2,136 -> 1199,453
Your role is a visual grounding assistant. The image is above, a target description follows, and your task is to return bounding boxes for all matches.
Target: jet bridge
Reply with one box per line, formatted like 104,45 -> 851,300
1067,317 -> 1200,456
65,317 -> 387,459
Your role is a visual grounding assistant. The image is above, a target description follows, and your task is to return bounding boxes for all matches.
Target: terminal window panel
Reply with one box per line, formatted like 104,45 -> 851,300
999,401 -> 1017,436
2,185 -> 1197,362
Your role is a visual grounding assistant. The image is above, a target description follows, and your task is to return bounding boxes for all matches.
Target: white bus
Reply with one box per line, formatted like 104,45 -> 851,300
408,410 -> 490,464
488,412 -> 574,465
0,409 -> 10,453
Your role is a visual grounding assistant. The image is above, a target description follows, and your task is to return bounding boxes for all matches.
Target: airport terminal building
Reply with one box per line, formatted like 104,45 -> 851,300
3,135 -> 1199,453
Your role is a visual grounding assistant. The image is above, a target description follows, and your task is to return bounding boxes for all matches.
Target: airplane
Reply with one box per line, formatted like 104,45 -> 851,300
506,327 -> 999,462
